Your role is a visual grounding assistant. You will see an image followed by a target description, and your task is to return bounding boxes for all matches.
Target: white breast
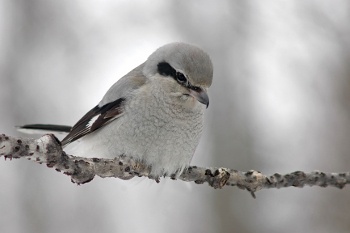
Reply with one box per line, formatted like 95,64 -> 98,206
65,75 -> 205,177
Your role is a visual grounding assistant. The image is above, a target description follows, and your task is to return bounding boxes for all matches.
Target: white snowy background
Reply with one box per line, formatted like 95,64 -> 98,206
1,1 -> 350,233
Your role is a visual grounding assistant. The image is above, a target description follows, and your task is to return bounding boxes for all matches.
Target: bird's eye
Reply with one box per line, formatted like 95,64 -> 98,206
176,72 -> 187,83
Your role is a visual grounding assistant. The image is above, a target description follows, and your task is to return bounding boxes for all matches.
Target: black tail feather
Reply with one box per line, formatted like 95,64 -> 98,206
18,124 -> 72,133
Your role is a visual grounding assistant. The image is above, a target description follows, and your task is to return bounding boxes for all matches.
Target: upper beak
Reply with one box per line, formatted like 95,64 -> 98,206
189,89 -> 210,108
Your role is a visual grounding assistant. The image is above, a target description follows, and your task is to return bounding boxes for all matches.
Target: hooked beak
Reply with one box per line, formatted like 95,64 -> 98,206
189,89 -> 210,108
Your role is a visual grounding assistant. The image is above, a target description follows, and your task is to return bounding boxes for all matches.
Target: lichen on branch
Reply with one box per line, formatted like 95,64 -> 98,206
1,133 -> 349,198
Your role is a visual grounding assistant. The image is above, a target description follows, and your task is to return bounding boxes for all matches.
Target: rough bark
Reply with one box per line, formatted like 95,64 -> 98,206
1,133 -> 349,198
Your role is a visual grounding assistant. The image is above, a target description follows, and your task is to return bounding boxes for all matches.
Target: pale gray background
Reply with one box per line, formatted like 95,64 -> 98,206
1,1 -> 350,233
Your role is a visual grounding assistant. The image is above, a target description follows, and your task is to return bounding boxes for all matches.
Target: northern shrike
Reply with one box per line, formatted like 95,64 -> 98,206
20,42 -> 213,177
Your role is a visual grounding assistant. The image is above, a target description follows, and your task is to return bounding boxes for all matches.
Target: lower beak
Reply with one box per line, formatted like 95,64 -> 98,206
189,89 -> 210,108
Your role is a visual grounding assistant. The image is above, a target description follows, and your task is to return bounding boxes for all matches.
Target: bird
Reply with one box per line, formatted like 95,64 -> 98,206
19,42 -> 213,178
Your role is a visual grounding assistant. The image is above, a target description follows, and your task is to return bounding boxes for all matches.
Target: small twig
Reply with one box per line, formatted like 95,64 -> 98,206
1,133 -> 349,197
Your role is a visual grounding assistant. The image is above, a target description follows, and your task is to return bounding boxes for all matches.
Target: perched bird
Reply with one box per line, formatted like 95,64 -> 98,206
19,42 -> 213,177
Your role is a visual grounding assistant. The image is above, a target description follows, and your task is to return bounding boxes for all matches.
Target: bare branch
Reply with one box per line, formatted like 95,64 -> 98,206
1,133 -> 349,197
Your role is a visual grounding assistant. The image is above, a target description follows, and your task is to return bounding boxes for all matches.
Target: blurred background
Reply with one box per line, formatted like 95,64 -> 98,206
1,0 -> 350,232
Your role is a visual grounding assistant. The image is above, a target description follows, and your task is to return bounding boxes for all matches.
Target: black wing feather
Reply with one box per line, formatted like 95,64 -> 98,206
61,98 -> 125,146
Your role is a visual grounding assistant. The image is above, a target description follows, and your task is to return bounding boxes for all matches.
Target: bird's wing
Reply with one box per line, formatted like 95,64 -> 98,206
61,98 -> 126,146
61,63 -> 147,146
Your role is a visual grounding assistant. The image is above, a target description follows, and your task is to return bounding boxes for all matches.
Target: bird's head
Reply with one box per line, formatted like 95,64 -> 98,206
143,42 -> 213,108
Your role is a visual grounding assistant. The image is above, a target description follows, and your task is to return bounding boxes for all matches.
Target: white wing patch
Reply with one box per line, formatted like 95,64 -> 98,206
87,115 -> 100,128
61,98 -> 126,146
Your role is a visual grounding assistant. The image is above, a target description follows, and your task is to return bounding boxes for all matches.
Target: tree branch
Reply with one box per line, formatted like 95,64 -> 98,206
1,133 -> 349,198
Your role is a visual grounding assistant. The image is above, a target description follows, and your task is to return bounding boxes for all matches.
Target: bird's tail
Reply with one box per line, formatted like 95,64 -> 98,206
17,124 -> 72,135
